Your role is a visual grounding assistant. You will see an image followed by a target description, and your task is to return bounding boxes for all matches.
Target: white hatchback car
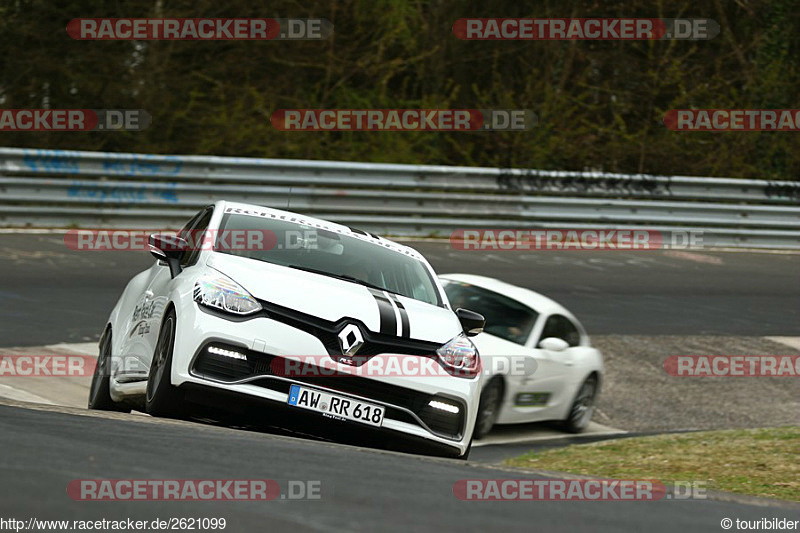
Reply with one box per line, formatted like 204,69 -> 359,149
439,274 -> 604,438
88,201 -> 485,459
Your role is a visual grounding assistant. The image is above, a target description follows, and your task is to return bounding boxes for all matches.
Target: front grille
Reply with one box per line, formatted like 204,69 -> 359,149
190,342 -> 465,439
257,299 -> 442,361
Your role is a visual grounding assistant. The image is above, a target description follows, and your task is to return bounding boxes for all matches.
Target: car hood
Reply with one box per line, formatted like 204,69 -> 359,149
206,253 -> 460,345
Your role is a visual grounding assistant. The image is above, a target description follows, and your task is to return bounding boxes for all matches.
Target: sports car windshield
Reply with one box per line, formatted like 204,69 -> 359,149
444,281 -> 538,345
215,212 -> 442,307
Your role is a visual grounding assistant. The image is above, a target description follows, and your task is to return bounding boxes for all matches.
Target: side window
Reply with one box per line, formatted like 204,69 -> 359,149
539,314 -> 581,347
182,207 -> 213,267
178,210 -> 204,239
154,211 -> 202,266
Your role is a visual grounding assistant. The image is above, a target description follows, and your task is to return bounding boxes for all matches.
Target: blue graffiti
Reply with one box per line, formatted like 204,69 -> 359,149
67,181 -> 179,204
22,149 -> 81,174
158,187 -> 178,203
101,153 -> 183,176
21,149 -> 183,177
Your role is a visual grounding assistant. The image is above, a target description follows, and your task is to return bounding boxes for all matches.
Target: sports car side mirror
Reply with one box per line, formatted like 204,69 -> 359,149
456,308 -> 485,337
538,337 -> 569,352
149,233 -> 187,279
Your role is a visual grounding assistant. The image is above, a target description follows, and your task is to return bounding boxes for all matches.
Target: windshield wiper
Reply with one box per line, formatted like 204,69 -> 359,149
286,265 -> 404,298
336,275 -> 404,296
286,264 -> 340,279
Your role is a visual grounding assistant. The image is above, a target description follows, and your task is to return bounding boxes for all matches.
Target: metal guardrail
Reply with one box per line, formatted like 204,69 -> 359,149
1,147 -> 799,248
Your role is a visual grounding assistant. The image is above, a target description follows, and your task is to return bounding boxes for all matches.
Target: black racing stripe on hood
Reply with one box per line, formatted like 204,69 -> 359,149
388,293 -> 410,338
368,288 -> 397,335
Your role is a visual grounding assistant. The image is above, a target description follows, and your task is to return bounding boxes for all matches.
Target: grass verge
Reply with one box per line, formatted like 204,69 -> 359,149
505,426 -> 799,501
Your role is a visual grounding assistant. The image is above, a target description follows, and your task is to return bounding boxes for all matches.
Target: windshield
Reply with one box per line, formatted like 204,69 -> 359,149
215,212 -> 442,307
443,281 -> 538,345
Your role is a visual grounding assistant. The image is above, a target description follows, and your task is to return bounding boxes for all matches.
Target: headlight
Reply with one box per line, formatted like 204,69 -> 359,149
193,273 -> 261,315
436,333 -> 481,377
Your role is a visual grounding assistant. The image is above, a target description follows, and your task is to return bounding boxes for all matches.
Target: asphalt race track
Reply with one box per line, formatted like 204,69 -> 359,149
0,233 -> 798,346
1,402 -> 798,532
1,232 -> 799,531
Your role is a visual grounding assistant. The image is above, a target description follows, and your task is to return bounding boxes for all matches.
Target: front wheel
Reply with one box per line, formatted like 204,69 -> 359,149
473,377 -> 504,439
146,309 -> 185,418
88,328 -> 130,412
562,375 -> 598,433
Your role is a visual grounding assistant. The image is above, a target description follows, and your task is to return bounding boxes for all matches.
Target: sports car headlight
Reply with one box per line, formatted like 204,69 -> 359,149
436,333 -> 481,377
193,273 -> 261,315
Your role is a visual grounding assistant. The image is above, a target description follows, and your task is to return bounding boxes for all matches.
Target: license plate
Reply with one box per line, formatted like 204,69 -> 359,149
287,384 -> 384,427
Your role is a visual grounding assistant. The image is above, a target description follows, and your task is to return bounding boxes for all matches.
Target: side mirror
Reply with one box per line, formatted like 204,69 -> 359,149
149,233 -> 188,279
538,337 -> 569,352
456,308 -> 485,337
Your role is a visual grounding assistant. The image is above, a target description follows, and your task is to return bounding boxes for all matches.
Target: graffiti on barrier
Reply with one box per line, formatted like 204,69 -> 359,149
20,149 -> 183,176
496,169 -> 671,196
764,182 -> 800,202
67,181 -> 178,203
100,153 -> 182,176
22,149 -> 81,174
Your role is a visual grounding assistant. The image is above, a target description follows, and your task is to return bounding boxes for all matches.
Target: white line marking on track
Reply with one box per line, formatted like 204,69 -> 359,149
764,337 -> 800,351
45,342 -> 98,357
0,384 -> 56,405
662,251 -> 724,264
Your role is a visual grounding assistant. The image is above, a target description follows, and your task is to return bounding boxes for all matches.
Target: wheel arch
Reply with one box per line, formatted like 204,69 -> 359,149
586,370 -> 602,395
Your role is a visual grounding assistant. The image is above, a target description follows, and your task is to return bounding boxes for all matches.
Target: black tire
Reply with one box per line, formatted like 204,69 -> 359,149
88,327 -> 130,412
146,309 -> 185,418
473,377 -> 504,439
562,375 -> 598,433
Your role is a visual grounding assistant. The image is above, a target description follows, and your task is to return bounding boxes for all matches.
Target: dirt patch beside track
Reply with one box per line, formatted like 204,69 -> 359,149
591,336 -> 800,431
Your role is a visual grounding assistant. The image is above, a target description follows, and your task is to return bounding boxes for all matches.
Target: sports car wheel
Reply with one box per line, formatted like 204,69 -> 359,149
563,375 -> 597,433
473,377 -> 503,439
146,309 -> 185,418
88,327 -> 130,412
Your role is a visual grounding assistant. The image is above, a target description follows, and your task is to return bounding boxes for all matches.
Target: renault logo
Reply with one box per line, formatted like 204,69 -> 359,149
338,323 -> 364,356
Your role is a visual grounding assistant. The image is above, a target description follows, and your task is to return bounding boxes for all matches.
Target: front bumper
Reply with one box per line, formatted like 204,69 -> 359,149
170,302 -> 479,456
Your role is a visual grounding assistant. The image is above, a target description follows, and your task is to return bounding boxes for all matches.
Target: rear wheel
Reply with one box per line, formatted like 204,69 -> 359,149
473,377 -> 503,439
562,375 -> 598,433
146,309 -> 185,418
88,328 -> 130,412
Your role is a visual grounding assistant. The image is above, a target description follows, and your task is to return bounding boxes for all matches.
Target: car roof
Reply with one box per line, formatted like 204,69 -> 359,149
216,200 -> 426,261
439,273 -> 574,317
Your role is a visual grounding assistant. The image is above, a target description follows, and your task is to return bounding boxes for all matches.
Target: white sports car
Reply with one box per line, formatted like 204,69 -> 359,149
439,274 -> 604,438
88,201 -> 485,459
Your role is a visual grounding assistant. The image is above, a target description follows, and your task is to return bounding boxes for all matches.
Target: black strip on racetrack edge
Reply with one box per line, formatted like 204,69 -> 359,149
470,429 -> 705,464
